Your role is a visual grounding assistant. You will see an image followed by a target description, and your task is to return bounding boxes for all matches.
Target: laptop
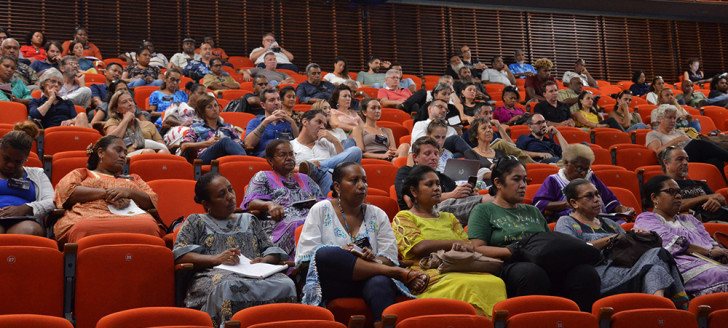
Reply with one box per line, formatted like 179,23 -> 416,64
443,159 -> 481,181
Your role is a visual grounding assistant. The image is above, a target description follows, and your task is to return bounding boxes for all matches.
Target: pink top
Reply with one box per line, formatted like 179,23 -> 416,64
377,87 -> 412,101
331,108 -> 360,126
493,105 -> 526,124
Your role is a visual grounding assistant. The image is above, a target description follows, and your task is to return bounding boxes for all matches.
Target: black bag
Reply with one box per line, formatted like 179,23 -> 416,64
603,230 -> 662,268
509,231 -> 601,276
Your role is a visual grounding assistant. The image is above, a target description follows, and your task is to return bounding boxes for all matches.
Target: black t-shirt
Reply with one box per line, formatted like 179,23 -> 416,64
677,179 -> 713,210
533,101 -> 572,123
395,166 -> 456,210
413,102 -> 460,123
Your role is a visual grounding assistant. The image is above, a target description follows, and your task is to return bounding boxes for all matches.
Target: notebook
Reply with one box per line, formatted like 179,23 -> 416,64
216,254 -> 288,279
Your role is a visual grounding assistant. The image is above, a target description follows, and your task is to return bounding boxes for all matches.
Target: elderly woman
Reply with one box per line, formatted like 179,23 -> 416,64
532,144 -> 635,223
608,90 -> 648,132
646,104 -> 728,175
395,137 -> 488,227
202,57 -> 240,92
242,139 -> 325,261
149,68 -> 188,123
29,68 -> 89,128
162,82 -> 207,148
323,57 -> 356,86
68,40 -> 97,73
573,91 -> 625,131
468,157 -> 601,311
180,94 -> 247,163
89,80 -> 148,125
328,84 -> 363,133
103,90 -> 169,156
652,87 -> 701,132
629,70 -> 649,96
121,46 -> 163,88
174,173 -> 296,327
393,165 -> 507,316
53,135 -> 160,243
556,179 -> 687,308
635,175 -> 728,298
20,31 -> 46,62
296,162 -> 426,328
0,122 -> 53,236
352,98 -> 408,162
525,58 -> 557,102
0,56 -> 32,105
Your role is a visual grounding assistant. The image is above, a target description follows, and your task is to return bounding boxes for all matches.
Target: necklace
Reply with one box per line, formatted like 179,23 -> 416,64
337,198 -> 363,242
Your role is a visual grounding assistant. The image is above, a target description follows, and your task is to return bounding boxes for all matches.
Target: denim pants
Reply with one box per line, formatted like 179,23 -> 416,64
198,138 -> 247,164
306,147 -> 362,192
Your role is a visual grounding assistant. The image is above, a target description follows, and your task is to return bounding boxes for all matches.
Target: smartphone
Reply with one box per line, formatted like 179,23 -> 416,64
467,176 -> 477,187
349,245 -> 382,263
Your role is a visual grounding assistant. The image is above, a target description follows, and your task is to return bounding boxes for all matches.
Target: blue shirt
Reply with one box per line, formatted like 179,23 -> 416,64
245,117 -> 294,157
516,133 -> 562,157
29,96 -> 77,128
295,81 -> 335,104
150,90 -> 189,125
29,59 -> 58,74
0,173 -> 36,208
509,62 -> 537,78
183,60 -> 211,79
90,83 -> 108,101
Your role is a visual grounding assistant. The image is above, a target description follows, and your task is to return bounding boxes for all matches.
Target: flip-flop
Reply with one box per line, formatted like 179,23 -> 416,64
402,269 -> 429,294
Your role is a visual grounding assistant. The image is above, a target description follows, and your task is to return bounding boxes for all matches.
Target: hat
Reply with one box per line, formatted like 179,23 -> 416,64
182,37 -> 195,43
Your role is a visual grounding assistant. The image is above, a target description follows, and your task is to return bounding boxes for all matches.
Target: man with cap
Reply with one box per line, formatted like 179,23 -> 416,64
169,37 -> 201,70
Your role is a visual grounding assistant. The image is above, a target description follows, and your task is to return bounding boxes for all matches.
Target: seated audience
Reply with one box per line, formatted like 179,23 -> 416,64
556,179 -> 687,307
557,77 -> 583,113
453,65 -> 488,99
89,62 -> 123,110
635,175 -> 728,298
149,68 -> 188,122
249,33 -> 297,72
242,140 -> 325,261
465,118 -> 505,183
509,49 -> 537,79
119,39 -> 168,69
241,52 -> 295,85
195,35 -> 228,64
532,144 -> 635,222
455,82 -> 484,123
184,42 -> 213,82
181,94 -> 247,163
174,173 -> 296,327
445,55 -> 464,80
460,44 -> 487,78
296,63 -> 335,104
2,38 -> 39,89
244,88 -> 299,157
661,147 -> 727,222
467,157 -> 601,311
293,110 -> 362,192
29,68 -> 89,128
68,40 -> 96,73
352,98 -> 409,163
412,82 -> 461,123
279,86 -> 303,128
629,70 -> 649,96
103,90 -> 169,156
494,86 -> 527,125
57,55 -> 92,107
707,74 -> 728,107
389,63 -> 417,93
573,91 -> 624,131
562,59 -> 597,87
312,99 -> 350,147
525,58 -> 557,102
328,84 -> 363,132
222,75 -> 268,116
402,75 -> 459,116
377,69 -> 413,108
395,137 -> 486,226
202,57 -> 239,92
676,80 -> 707,109
30,40 -> 62,76
61,27 -> 102,60
0,56 -> 32,105
357,56 -> 389,88
461,105 -> 534,164
20,31 -> 46,62
323,57 -> 355,86
683,58 -> 710,84
162,82 -> 207,148
412,99 -> 471,158
646,76 -> 666,105
646,104 -> 728,174
89,80 -> 148,125
393,165 -> 507,316
652,87 -> 700,132
481,55 -> 515,86
516,114 -> 569,164
53,135 -> 160,243
533,81 -> 575,127
296,162 -> 427,327
121,46 -> 163,88
608,90 -> 648,132
425,119 -> 455,173
0,122 -> 52,236
169,37 -> 200,71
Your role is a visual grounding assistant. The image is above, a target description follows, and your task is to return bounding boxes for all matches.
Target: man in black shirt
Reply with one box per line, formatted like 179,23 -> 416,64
662,147 -> 727,221
533,81 -> 575,127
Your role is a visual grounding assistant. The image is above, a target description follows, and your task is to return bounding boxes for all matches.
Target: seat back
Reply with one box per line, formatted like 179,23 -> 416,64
247,320 -> 345,328
41,129 -> 102,157
610,187 -> 643,214
129,159 -> 194,181
610,309 -> 697,328
527,167 -> 558,185
688,162 -> 727,191
220,112 -> 258,131
591,128 -> 631,149
0,314 -> 73,328
133,86 -> 159,110
524,184 -> 541,205
695,115 -> 718,133
507,311 -> 597,328
556,127 -> 590,144
231,303 -> 334,328
380,108 -> 411,125
630,129 -> 652,145
147,179 -> 204,227
382,298 -> 476,325
708,309 -> 728,328
377,122 -> 409,147
0,246 -> 64,316
50,157 -> 89,187
74,244 -> 175,328
689,293 -> 728,315
0,101 -> 28,124
215,155 -> 268,166
507,125 -> 531,141
127,153 -> 188,165
361,163 -> 398,192
398,314 -> 493,328
612,145 -> 658,171
591,145 -> 612,165
221,89 -> 249,101
593,169 -> 641,202
592,293 -> 675,317
95,307 -> 213,328
491,295 -> 579,319
218,161 -> 272,206
76,233 -> 166,250
366,195 -> 399,221
0,234 -> 59,248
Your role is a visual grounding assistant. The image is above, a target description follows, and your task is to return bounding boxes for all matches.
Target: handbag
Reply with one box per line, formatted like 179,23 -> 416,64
509,231 -> 601,276
419,245 -> 503,274
603,230 -> 662,268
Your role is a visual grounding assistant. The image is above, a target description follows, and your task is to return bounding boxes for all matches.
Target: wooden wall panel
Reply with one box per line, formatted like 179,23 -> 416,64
603,16 -> 677,82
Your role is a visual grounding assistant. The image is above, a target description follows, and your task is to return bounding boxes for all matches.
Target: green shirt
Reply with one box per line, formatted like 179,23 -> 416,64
676,92 -> 706,109
467,202 -> 548,247
557,88 -> 580,113
0,79 -> 32,102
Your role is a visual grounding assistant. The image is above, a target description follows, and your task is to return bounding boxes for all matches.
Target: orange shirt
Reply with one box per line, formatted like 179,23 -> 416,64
62,40 -> 103,60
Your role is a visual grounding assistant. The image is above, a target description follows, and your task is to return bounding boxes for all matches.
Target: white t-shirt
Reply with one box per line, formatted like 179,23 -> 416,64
291,138 -> 337,164
410,119 -> 457,151
323,73 -> 355,85
481,69 -> 512,86
249,47 -> 292,64
562,71 -> 589,87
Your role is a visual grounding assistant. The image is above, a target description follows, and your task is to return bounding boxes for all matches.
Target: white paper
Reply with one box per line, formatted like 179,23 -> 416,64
215,254 -> 288,279
108,199 -> 147,216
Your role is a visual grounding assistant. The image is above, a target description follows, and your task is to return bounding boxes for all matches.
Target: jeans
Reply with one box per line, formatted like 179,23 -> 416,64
626,123 -> 649,132
128,78 -> 163,88
307,147 -> 362,192
197,137 -> 247,164
707,93 -> 728,107
341,137 -> 357,149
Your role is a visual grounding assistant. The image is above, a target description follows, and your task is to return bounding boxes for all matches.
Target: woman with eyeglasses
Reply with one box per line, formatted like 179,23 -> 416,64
556,179 -> 687,308
608,90 -> 648,132
573,91 -> 624,131
493,86 -> 527,125
532,144 -> 635,223
467,156 -> 601,311
635,175 -> 728,298
148,68 -> 188,123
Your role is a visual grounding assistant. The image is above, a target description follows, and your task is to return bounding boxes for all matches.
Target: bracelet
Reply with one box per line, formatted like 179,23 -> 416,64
709,248 -> 713,258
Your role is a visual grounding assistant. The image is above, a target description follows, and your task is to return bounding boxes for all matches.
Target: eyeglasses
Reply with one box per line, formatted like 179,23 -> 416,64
168,78 -> 180,82
66,62 -> 79,67
577,191 -> 601,200
659,188 -> 681,196
530,120 -> 546,125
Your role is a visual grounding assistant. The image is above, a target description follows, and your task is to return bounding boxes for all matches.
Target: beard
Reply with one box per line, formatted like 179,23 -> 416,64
451,63 -> 465,74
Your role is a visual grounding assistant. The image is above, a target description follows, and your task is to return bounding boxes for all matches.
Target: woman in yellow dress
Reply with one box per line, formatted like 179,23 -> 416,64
392,165 -> 507,316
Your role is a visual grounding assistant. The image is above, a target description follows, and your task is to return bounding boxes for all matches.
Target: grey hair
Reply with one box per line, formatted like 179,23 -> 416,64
305,63 -> 320,75
39,68 -> 63,89
385,69 -> 400,79
263,52 -> 276,60
438,75 -> 453,83
656,104 -> 678,121
432,83 -> 451,95
1,38 -> 19,47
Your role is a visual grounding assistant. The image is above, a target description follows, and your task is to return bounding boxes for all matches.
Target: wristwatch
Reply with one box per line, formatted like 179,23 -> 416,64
586,242 -> 594,247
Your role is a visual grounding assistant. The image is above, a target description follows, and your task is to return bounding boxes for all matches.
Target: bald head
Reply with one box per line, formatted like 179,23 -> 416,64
569,77 -> 583,92
0,38 -> 20,59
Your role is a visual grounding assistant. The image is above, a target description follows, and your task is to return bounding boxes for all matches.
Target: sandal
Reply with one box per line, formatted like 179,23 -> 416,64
401,269 -> 430,294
